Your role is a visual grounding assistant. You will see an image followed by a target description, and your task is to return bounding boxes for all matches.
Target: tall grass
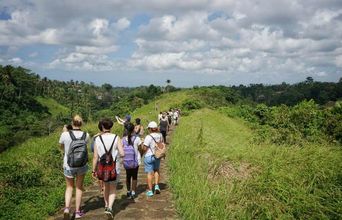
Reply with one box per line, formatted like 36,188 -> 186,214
0,90 -> 191,219
169,109 -> 342,219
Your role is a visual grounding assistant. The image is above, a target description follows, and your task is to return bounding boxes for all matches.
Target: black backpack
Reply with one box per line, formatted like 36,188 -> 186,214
67,131 -> 88,168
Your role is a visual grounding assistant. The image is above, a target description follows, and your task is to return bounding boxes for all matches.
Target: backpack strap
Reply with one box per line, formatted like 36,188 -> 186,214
148,134 -> 161,155
150,134 -> 163,143
99,135 -> 118,159
108,135 -> 117,155
68,131 -> 77,141
99,135 -> 108,154
81,132 -> 87,140
150,134 -> 157,144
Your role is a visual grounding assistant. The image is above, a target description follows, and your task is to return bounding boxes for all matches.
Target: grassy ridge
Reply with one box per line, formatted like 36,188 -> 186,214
36,97 -> 70,117
169,109 -> 342,219
0,91 -> 190,219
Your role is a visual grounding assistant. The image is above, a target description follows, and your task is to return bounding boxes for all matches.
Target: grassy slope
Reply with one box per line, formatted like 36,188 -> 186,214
169,109 -> 342,219
36,97 -> 70,117
0,91 -> 190,220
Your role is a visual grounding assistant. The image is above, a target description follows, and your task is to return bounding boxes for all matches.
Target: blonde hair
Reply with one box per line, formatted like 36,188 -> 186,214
72,115 -> 83,127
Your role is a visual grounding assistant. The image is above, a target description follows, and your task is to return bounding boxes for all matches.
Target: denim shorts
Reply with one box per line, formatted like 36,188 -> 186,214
64,165 -> 88,178
144,155 -> 161,173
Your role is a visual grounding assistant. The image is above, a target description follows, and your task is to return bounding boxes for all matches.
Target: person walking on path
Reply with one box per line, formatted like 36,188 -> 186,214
158,112 -> 163,122
159,113 -> 169,144
92,118 -> 124,219
143,121 -> 164,197
122,123 -> 142,199
115,114 -> 131,136
59,115 -> 90,219
134,118 -> 144,137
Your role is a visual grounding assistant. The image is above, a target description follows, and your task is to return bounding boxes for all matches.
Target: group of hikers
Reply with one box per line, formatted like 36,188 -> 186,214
58,108 -> 181,219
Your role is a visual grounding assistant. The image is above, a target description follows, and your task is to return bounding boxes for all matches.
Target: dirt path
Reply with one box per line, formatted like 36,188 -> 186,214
50,127 -> 178,220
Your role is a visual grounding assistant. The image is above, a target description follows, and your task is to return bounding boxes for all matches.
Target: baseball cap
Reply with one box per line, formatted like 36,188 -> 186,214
147,121 -> 158,129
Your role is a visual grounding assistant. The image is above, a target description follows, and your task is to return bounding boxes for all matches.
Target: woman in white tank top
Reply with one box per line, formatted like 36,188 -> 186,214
92,118 -> 124,219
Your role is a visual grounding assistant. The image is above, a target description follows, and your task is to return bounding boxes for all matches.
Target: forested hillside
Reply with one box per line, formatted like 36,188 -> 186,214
0,65 -> 166,151
1,65 -> 341,152
0,69 -> 341,219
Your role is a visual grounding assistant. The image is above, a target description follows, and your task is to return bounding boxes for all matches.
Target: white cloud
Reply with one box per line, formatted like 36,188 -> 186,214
0,0 -> 341,83
115,17 -> 130,30
8,57 -> 22,64
89,18 -> 109,37
49,52 -> 121,71
75,45 -> 118,54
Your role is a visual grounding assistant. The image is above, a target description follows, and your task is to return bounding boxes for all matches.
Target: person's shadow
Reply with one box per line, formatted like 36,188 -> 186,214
81,181 -> 165,218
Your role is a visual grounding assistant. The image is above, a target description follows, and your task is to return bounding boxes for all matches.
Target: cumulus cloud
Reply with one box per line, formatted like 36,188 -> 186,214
0,0 -> 341,83
8,57 -> 22,64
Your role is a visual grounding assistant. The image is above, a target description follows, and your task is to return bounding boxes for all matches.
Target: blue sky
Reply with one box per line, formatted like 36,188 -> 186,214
0,0 -> 342,87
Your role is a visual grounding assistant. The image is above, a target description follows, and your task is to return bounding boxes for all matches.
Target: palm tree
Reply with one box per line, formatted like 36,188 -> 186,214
165,79 -> 171,92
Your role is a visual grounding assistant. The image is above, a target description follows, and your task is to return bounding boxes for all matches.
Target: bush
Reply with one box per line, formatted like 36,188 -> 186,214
181,98 -> 204,111
221,100 -> 341,145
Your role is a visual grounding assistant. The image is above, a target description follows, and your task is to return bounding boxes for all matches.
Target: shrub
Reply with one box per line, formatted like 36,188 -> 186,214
181,98 -> 204,111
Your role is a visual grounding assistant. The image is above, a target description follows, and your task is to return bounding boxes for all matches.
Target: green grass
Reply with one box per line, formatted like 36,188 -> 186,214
36,97 -> 70,117
0,90 -> 190,220
169,109 -> 342,219
4,90 -> 340,219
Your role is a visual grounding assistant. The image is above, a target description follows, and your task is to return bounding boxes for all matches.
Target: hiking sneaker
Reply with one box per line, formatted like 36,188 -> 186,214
105,207 -> 114,219
126,191 -> 131,198
75,210 -> 85,219
146,190 -> 154,197
63,207 -> 70,220
130,191 -> 136,199
154,184 -> 161,194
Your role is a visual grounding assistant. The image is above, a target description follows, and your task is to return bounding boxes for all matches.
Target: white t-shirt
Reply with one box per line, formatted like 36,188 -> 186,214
123,136 -> 142,165
144,132 -> 163,157
95,133 -> 121,174
59,130 -> 90,169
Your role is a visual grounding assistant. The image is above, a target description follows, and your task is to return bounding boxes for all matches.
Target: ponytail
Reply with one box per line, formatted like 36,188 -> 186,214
126,122 -> 135,145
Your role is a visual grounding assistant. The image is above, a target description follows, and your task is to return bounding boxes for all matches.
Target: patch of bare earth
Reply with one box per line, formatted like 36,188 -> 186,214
208,161 -> 258,181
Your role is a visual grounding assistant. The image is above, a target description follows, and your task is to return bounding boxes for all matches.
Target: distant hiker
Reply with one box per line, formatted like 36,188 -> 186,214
159,114 -> 169,144
158,112 -> 163,122
59,115 -> 89,219
90,121 -> 103,153
168,109 -> 173,125
167,112 -> 172,125
92,118 -> 124,219
116,114 -> 131,136
143,121 -> 166,197
173,109 -> 179,125
122,123 -> 142,199
134,118 -> 144,137
63,124 -> 73,132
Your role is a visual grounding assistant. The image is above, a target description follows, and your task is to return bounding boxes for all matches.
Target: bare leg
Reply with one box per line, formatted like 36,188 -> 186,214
154,170 -> 160,185
108,183 -> 116,209
147,173 -> 154,190
65,177 -> 74,208
103,182 -> 109,208
75,174 -> 85,212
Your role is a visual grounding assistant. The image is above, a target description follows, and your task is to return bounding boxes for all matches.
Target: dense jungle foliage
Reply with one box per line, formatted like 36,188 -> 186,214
0,65 -> 165,151
1,65 -> 341,152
